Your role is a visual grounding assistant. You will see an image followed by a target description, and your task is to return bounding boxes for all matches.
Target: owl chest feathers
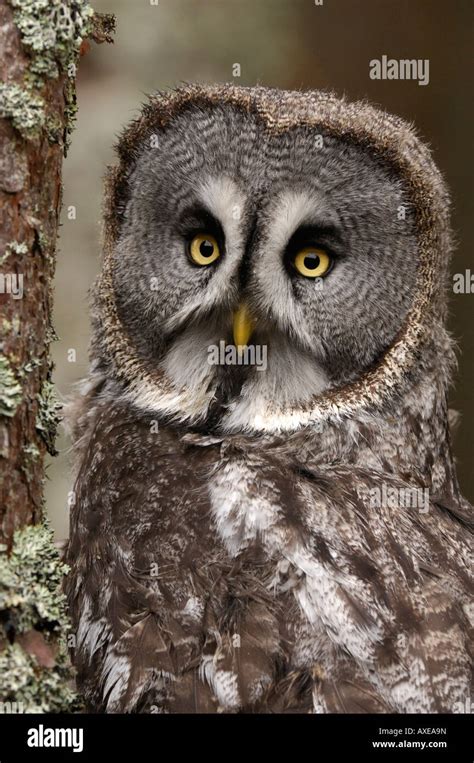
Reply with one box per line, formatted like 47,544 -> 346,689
208,447 -> 384,658
68,401 -> 471,713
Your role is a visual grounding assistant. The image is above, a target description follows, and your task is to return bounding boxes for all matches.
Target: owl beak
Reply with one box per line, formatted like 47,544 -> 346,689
233,303 -> 255,350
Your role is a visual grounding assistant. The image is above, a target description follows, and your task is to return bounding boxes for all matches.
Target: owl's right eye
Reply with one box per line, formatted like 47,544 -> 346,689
188,234 -> 221,266
293,247 -> 332,278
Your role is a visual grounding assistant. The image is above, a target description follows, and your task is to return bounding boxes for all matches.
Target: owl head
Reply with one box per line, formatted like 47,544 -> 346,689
92,85 -> 453,433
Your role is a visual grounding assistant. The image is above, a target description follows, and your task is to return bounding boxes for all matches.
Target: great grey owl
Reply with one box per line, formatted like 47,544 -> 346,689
66,84 -> 473,713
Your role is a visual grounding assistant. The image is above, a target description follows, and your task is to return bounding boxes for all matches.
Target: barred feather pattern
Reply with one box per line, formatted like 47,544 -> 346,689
66,396 -> 473,713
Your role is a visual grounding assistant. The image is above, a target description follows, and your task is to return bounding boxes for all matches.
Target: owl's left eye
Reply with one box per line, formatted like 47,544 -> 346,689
293,247 -> 332,278
188,234 -> 221,266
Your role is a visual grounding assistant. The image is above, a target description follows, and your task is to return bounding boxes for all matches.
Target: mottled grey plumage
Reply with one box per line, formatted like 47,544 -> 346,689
66,84 -> 473,713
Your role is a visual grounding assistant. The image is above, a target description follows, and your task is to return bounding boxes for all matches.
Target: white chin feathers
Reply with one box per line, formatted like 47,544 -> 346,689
121,328 -> 329,433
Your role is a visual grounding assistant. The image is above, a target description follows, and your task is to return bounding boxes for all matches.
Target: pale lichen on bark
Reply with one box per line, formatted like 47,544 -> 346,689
0,522 -> 79,712
0,355 -> 23,418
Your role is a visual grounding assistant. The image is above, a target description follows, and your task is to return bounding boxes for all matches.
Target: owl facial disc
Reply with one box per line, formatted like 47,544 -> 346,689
99,85 -> 452,433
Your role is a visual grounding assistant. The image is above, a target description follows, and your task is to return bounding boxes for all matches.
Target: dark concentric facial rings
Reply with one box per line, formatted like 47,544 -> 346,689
111,101 -> 418,398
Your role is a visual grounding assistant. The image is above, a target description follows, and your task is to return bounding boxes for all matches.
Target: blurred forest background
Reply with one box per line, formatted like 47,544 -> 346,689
46,0 -> 474,538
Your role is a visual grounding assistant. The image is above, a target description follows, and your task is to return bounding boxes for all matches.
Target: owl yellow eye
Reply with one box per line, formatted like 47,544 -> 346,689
189,234 -> 221,266
293,247 -> 332,278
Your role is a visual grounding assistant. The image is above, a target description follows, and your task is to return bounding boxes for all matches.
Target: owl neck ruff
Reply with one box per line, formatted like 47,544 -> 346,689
95,84 -> 452,434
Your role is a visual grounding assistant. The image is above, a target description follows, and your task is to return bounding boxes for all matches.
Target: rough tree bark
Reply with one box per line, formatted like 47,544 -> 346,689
0,0 -> 114,713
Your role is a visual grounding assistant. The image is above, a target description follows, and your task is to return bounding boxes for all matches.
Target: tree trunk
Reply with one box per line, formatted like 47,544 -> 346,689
0,0 -> 114,713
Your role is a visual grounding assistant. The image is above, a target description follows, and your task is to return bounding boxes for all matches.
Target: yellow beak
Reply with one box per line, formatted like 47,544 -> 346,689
233,303 -> 255,350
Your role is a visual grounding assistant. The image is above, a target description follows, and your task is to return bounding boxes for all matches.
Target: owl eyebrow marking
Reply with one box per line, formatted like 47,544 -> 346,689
267,190 -> 341,254
177,203 -> 225,245
196,175 -> 247,244
285,224 -> 344,259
